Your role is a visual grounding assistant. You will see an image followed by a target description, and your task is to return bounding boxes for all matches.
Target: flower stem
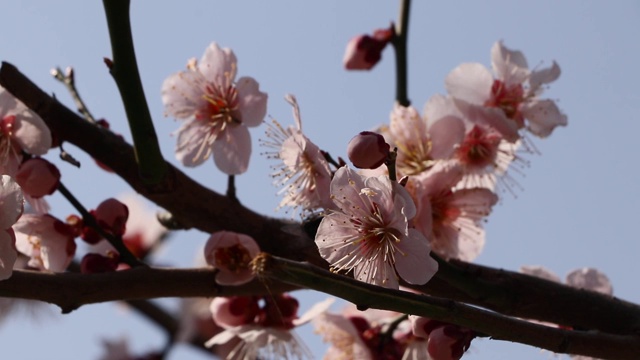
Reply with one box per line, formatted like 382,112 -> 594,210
102,0 -> 167,185
51,67 -> 96,123
391,0 -> 412,107
57,181 -> 145,268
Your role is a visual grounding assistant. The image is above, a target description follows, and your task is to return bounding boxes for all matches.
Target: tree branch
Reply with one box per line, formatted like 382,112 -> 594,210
254,253 -> 640,360
1,61 -> 640,349
0,267 -> 295,314
102,0 -> 167,184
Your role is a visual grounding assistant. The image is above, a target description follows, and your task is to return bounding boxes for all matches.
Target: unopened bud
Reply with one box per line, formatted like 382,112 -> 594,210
80,253 -> 119,274
347,131 -> 390,169
95,198 -> 129,236
16,157 -> 61,198
343,27 -> 393,70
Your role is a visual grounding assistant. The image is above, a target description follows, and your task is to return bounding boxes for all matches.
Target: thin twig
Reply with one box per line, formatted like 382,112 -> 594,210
391,0 -> 411,106
57,182 -> 145,268
102,0 -> 167,184
51,66 -> 96,123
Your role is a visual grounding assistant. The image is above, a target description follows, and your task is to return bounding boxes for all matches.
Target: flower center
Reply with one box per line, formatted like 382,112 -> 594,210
485,80 -> 525,126
455,126 -> 500,168
197,83 -> 241,129
214,243 -> 252,273
431,191 -> 461,227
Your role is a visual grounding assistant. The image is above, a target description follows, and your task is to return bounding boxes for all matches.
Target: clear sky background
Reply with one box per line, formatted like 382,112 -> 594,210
0,1 -> 639,359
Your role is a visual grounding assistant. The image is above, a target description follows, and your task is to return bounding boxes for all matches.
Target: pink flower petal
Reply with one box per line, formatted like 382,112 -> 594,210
394,229 -> 437,285
491,41 -> 529,86
13,109 -> 52,156
428,115 -> 465,160
161,71 -> 205,119
212,124 -> 252,175
566,268 -> 613,296
521,99 -> 568,138
0,230 -> 17,280
0,175 -> 23,230
198,43 -> 238,83
235,76 -> 267,128
174,120 -> 213,167
445,63 -> 493,105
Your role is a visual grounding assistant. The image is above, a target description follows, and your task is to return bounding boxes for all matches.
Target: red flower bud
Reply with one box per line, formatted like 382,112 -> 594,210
16,157 -> 60,198
343,26 -> 393,70
347,131 -> 390,169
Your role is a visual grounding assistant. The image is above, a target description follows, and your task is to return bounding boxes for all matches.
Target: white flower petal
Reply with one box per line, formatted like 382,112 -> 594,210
445,63 -> 493,105
212,124 -> 252,175
236,76 -> 267,127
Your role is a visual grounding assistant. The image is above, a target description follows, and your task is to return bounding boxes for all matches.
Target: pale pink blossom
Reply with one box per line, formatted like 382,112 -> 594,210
521,266 -> 613,296
206,296 -> 333,360
453,122 -> 526,194
204,231 -> 260,286
520,266 -> 612,360
411,316 -> 475,360
162,42 -> 268,174
0,175 -> 24,280
263,95 -> 332,213
315,305 -> 424,360
389,99 -> 465,176
445,41 -> 566,142
0,87 -> 52,176
410,162 -> 498,261
313,311 -> 373,360
13,214 -> 76,272
315,166 -> 438,289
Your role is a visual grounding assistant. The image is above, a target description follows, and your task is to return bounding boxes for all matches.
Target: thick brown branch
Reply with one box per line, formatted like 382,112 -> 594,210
0,267 -> 295,313
255,253 -> 640,360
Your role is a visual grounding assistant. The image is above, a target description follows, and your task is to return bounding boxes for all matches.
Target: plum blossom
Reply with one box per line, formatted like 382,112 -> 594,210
389,99 -> 465,176
263,95 -> 332,213
520,266 -> 612,360
0,175 -> 24,280
410,316 -> 475,360
314,305 -> 433,360
409,162 -> 498,261
206,295 -> 333,359
315,166 -> 438,289
204,231 -> 260,286
0,87 -> 52,177
521,266 -> 613,296
13,214 -> 76,272
445,41 -> 567,142
162,42 -> 268,175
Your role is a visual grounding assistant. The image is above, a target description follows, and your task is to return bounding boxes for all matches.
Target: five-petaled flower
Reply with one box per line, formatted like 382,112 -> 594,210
162,42 -> 268,175
445,41 -> 567,142
315,166 -> 438,289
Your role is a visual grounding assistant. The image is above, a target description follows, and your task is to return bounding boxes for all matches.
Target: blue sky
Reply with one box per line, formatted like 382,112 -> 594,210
0,1 -> 639,359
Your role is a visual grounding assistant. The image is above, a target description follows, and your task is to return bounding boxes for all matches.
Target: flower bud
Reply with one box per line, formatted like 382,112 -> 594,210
95,198 -> 129,236
210,296 -> 260,328
343,27 -> 393,70
80,253 -> 119,274
16,157 -> 60,198
347,131 -> 390,169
